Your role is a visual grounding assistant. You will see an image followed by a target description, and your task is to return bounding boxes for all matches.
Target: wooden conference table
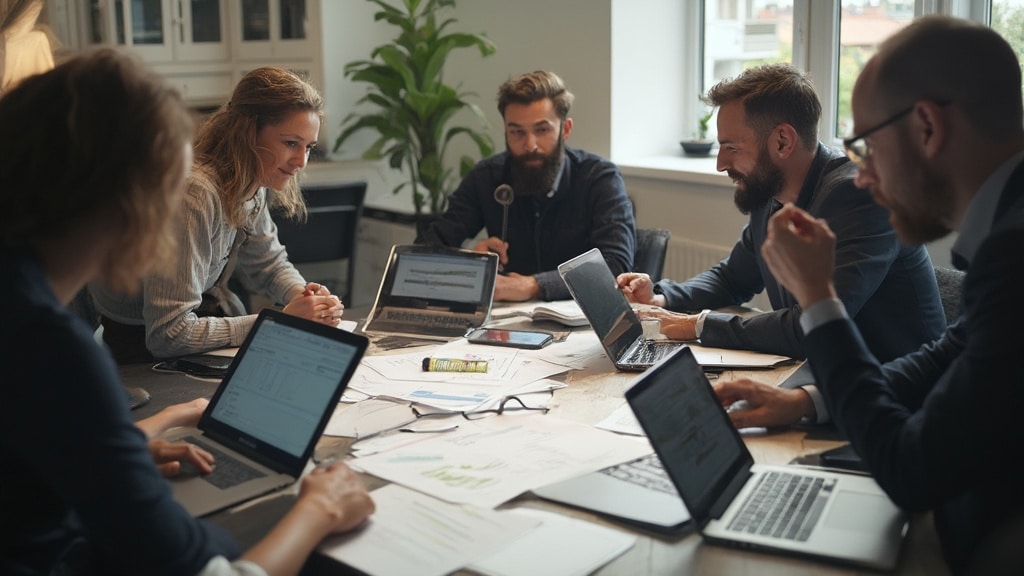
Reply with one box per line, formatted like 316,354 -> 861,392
124,312 -> 950,576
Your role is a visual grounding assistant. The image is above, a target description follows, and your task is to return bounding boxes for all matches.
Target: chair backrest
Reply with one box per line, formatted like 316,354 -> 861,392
933,265 -> 965,325
69,288 -> 101,331
632,228 -> 671,282
272,180 -> 367,304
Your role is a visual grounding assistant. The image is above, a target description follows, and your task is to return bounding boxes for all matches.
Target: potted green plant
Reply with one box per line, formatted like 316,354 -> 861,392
332,0 -> 497,217
680,106 -> 715,157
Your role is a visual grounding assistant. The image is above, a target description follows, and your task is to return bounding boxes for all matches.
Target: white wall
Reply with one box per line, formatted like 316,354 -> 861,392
318,0 -> 614,214
316,0 -> 956,271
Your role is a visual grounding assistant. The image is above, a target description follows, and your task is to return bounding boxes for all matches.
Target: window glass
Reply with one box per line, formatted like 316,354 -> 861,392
190,0 -> 222,44
130,0 -> 164,45
990,0 -> 1024,85
837,2 -> 913,137
280,0 -> 307,40
702,1 -> 793,140
703,0 -> 792,90
242,0 -> 271,41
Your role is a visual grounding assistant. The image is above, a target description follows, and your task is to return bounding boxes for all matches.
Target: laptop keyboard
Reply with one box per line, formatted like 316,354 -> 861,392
626,340 -> 680,365
600,453 -> 678,496
727,471 -> 835,541
183,437 -> 267,489
382,310 -> 472,330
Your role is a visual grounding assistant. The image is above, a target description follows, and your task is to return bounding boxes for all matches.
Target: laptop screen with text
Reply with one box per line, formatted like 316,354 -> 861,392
206,315 -> 360,458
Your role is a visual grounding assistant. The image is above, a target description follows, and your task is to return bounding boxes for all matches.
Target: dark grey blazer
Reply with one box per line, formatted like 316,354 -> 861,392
803,160 -> 1024,573
654,143 -> 945,361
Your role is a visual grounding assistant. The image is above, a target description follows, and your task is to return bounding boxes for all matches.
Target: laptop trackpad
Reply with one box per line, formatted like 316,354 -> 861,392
825,491 -> 894,532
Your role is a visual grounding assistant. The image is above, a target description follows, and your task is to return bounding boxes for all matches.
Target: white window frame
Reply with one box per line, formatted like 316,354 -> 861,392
681,0 -> 991,148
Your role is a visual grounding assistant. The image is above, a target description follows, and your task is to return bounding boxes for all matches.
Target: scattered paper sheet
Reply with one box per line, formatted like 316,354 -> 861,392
362,346 -> 521,384
687,342 -> 794,369
469,507 -> 637,576
595,401 -> 644,436
351,414 -> 651,509
318,484 -> 540,576
323,397 -> 417,438
527,330 -> 610,370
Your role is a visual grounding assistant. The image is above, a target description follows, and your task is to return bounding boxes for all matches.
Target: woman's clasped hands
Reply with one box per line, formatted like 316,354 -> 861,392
283,282 -> 345,326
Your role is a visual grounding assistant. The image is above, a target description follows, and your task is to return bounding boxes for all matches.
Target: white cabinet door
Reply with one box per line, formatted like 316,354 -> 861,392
82,0 -> 228,63
232,0 -> 313,61
174,0 -> 231,61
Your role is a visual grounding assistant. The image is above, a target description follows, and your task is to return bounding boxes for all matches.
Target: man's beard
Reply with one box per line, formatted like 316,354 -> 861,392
872,164 -> 955,245
730,145 -> 785,215
508,130 -> 564,197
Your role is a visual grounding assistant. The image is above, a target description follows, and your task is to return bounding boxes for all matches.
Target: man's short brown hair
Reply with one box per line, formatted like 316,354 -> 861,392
497,70 -> 575,120
706,63 -> 821,150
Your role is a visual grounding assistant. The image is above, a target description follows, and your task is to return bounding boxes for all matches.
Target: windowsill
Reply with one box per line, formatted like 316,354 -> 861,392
616,155 -> 733,188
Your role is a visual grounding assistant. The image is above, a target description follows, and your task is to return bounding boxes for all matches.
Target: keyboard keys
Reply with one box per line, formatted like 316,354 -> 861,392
601,454 -> 679,496
727,471 -> 835,541
383,310 -> 471,329
183,437 -> 267,489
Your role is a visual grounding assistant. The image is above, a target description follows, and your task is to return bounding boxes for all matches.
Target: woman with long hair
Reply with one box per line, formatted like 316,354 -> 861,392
91,66 -> 345,363
0,47 -> 373,576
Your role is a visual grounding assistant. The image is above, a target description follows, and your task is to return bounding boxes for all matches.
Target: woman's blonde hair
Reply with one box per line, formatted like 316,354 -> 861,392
193,67 -> 325,228
0,47 -> 193,292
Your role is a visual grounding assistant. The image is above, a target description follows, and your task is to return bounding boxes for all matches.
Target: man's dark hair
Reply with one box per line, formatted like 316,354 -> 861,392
706,63 -> 821,149
497,70 -> 574,120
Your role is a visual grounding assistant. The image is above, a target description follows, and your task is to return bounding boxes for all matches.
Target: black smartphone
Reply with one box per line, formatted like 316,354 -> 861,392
158,354 -> 233,378
819,443 -> 867,472
465,328 -> 554,349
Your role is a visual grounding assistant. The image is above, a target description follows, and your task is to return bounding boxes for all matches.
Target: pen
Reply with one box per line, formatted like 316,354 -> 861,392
422,357 -> 489,373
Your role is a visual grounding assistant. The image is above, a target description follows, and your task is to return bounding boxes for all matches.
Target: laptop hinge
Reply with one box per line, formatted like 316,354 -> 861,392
709,467 -> 753,520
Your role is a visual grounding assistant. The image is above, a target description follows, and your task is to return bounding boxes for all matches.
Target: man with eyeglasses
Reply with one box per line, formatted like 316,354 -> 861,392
417,70 -> 635,302
616,63 -> 945,428
760,16 -> 1024,573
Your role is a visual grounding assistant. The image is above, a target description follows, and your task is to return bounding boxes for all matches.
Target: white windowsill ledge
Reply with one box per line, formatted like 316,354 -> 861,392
616,155 -> 733,188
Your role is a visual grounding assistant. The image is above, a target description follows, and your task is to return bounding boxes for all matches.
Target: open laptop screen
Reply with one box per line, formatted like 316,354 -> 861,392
626,348 -> 750,522
373,245 -> 497,315
208,316 -> 359,457
558,248 -> 644,360
390,252 -> 489,305
197,312 -> 366,476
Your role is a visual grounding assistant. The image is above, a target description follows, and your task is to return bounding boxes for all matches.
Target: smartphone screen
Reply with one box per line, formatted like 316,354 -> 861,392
466,328 -> 553,349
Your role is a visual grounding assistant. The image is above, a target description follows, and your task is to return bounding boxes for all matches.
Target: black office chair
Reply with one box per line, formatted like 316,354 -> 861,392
272,180 -> 367,305
933,265 -> 965,325
632,228 -> 671,282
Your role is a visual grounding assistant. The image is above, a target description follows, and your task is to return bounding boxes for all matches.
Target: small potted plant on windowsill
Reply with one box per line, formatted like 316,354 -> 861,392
680,106 -> 715,157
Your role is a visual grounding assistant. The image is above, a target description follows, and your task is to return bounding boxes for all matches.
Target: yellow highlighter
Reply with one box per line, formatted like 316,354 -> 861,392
421,357 -> 489,373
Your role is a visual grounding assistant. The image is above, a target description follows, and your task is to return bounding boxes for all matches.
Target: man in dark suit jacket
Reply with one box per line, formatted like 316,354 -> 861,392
760,16 -> 1024,574
617,63 -> 945,428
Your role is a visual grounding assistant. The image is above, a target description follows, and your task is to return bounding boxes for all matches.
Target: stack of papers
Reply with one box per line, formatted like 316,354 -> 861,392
320,485 -> 636,576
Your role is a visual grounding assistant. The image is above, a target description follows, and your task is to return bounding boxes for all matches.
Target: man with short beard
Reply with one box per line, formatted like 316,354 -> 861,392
616,63 -> 945,428
417,70 -> 635,302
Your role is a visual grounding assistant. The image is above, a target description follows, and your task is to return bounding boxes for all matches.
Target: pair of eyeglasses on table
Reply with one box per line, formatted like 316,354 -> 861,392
314,395 -> 551,461
414,395 -> 551,421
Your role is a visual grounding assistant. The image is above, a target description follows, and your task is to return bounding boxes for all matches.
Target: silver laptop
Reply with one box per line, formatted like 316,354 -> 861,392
363,244 -> 499,341
558,248 -> 685,371
625,347 -> 907,570
532,452 -> 690,533
166,309 -> 368,517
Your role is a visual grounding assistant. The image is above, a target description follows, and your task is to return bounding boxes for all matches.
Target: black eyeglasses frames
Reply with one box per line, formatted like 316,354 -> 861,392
843,100 -> 951,169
